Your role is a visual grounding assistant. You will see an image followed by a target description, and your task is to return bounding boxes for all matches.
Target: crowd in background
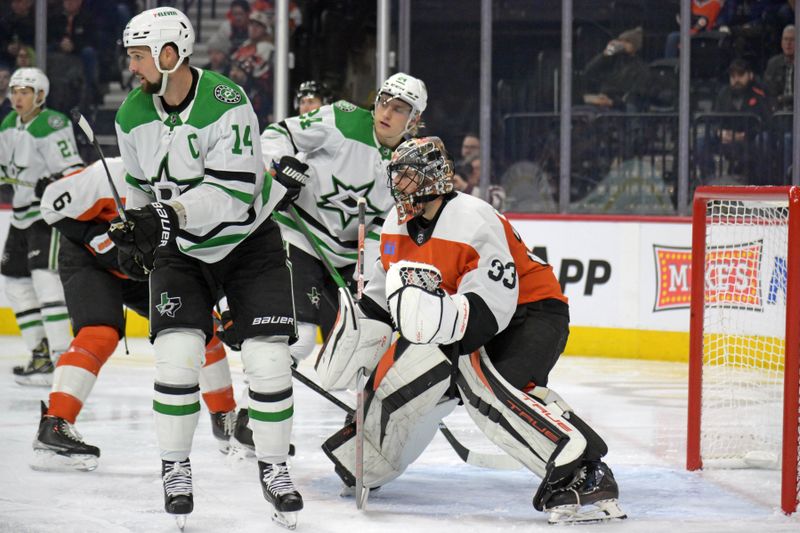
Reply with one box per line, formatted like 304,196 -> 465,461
0,0 -> 798,212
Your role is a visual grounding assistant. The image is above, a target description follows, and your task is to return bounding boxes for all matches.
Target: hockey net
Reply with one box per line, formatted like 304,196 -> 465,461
687,186 -> 800,514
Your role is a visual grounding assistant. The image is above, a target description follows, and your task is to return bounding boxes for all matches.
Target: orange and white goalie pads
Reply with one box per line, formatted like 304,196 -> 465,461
456,348 -> 586,483
315,287 -> 392,390
322,341 -> 458,488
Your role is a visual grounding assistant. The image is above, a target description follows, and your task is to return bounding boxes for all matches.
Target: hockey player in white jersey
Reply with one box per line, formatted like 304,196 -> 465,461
0,67 -> 83,385
261,72 -> 427,363
317,137 -> 626,524
108,8 -> 303,529
31,158 -> 240,472
294,80 -> 333,115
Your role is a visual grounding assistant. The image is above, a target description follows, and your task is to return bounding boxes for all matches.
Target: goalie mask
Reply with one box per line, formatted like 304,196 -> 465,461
387,137 -> 454,224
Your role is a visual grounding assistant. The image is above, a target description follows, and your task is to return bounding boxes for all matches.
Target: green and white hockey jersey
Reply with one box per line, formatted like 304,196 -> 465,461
261,100 -> 395,269
0,109 -> 83,229
115,67 -> 285,263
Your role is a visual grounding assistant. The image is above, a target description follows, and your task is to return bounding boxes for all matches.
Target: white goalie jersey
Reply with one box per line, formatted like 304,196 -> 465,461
260,101 -> 395,270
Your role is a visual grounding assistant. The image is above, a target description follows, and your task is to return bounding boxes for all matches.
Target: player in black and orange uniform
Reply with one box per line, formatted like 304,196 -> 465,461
317,137 -> 626,524
30,158 -> 238,472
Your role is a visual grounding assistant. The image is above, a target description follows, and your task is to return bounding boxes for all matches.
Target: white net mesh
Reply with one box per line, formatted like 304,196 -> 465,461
700,199 -> 790,470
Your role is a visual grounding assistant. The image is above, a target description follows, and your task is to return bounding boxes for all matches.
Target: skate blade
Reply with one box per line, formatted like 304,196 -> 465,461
175,514 -> 188,531
216,439 -> 231,455
547,499 -> 627,524
225,438 -> 255,467
30,449 -> 98,472
14,373 -> 53,387
271,509 -> 298,530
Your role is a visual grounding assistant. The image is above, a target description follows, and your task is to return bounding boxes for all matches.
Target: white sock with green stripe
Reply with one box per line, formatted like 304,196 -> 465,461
5,277 -> 46,351
153,329 -> 205,461
241,336 -> 293,464
31,269 -> 71,355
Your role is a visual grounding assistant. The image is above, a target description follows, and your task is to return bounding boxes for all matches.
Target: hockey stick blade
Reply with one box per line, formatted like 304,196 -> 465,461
437,423 -> 522,470
69,109 -> 128,224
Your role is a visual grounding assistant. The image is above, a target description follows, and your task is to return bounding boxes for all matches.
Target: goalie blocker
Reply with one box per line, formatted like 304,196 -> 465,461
317,136 -> 625,523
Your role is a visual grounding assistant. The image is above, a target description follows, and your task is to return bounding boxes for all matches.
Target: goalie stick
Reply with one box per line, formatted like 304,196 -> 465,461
286,201 -> 520,472
354,197 -> 368,509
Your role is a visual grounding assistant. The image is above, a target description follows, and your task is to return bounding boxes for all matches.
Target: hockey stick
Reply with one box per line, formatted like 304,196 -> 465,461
291,367 -> 353,413
0,176 -> 34,187
286,201 -> 517,471
70,110 -> 128,224
354,197 -> 368,510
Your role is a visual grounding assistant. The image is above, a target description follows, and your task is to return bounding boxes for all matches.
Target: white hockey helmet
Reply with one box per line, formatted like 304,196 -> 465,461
9,67 -> 49,107
123,7 -> 195,74
375,72 -> 427,131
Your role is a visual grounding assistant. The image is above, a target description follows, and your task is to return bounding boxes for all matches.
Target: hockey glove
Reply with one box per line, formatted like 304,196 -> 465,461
108,202 -> 180,260
271,155 -> 310,210
34,172 -> 62,199
116,248 -> 150,281
386,261 -> 470,345
213,308 -> 241,351
81,223 -> 119,272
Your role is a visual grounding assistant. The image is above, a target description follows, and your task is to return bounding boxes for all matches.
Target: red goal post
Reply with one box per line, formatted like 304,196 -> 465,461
687,186 -> 800,514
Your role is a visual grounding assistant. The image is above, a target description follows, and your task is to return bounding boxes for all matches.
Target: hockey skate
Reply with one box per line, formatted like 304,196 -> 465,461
536,460 -> 626,524
210,410 -> 237,454
162,459 -> 193,530
227,408 -> 256,462
31,402 -> 100,472
13,339 -> 54,387
259,461 -> 303,530
227,409 -> 295,464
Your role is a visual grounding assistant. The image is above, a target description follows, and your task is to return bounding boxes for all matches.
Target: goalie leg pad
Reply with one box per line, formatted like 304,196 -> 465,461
456,349 -> 586,481
322,340 -> 456,488
315,287 -> 392,390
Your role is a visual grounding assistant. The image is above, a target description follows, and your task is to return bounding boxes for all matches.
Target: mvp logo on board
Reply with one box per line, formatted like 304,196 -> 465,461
652,241 -> 764,312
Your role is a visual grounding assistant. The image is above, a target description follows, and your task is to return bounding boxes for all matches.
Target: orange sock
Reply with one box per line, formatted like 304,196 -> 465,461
49,325 -> 119,423
201,334 -> 236,413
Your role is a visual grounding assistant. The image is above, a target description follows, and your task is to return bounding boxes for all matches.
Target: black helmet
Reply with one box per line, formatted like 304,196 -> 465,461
294,80 -> 333,110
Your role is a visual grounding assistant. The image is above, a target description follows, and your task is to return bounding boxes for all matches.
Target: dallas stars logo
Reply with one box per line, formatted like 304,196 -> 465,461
2,153 -> 27,182
307,287 -> 321,309
156,292 -> 182,318
317,176 -> 381,227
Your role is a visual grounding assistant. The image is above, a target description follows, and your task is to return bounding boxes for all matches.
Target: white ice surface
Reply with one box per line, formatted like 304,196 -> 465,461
1,336 -> 798,533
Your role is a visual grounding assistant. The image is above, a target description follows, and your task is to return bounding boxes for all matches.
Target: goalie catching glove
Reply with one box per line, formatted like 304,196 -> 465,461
108,202 -> 180,270
271,155 -> 310,210
386,260 -> 470,345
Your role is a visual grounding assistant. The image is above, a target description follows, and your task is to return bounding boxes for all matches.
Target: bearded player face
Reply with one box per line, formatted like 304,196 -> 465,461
126,45 -> 167,94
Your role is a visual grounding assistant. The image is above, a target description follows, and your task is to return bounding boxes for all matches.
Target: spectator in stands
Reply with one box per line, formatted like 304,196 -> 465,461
15,45 -> 36,68
664,0 -> 725,58
0,0 -> 36,65
697,58 -> 770,183
210,0 -> 252,55
229,10 -> 275,128
716,0 -> 795,71
764,24 -> 795,111
581,27 -> 652,111
0,63 -> 12,120
203,35 -> 231,77
49,0 -> 100,108
460,133 -> 481,161
252,1 -> 302,33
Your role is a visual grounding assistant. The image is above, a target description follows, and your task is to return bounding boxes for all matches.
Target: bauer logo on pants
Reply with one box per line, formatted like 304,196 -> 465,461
156,292 -> 182,318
